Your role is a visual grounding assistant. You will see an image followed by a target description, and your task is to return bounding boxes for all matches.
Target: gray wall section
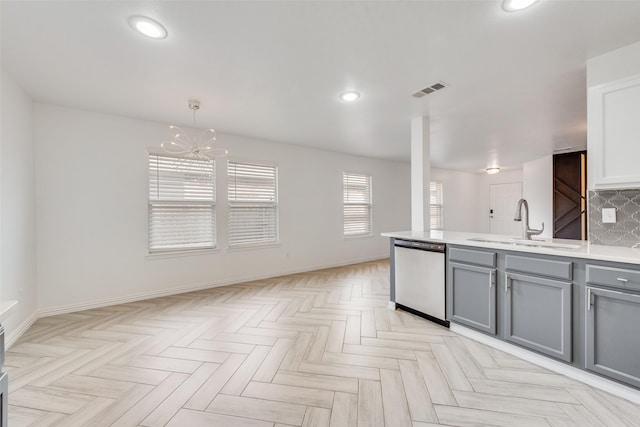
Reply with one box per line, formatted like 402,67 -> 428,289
589,189 -> 640,247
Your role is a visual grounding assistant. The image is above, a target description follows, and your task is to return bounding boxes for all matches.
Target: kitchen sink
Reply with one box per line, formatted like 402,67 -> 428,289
466,237 -> 580,250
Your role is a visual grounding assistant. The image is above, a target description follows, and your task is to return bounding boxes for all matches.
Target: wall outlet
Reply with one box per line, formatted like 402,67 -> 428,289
602,207 -> 617,224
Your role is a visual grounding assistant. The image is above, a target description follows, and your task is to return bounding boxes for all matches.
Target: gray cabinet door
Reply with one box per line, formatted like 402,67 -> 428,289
504,273 -> 572,362
0,371 -> 6,427
447,262 -> 496,334
586,286 -> 640,388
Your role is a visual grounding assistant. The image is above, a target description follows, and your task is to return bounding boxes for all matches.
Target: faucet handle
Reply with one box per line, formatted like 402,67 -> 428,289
530,222 -> 544,236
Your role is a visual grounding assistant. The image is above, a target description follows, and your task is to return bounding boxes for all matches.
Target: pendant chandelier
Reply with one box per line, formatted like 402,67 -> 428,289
161,100 -> 227,161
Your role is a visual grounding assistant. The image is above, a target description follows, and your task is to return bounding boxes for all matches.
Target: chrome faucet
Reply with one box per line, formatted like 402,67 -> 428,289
514,198 -> 544,240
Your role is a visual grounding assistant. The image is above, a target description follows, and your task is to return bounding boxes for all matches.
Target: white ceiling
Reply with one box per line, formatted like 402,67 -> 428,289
3,1 -> 640,171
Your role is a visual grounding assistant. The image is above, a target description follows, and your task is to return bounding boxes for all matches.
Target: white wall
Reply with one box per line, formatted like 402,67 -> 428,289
0,69 -> 38,342
35,104 -> 411,314
475,169 -> 524,233
523,156 -> 553,238
431,168 -> 478,233
587,40 -> 640,88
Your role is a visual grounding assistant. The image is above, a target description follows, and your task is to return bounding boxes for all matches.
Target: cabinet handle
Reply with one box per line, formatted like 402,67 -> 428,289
489,270 -> 493,288
505,273 -> 510,293
587,288 -> 593,311
617,277 -> 628,283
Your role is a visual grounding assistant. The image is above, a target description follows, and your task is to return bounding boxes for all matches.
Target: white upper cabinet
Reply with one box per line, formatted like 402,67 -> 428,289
588,73 -> 640,189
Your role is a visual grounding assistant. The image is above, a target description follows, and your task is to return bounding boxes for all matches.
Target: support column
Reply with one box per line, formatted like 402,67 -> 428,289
411,116 -> 431,232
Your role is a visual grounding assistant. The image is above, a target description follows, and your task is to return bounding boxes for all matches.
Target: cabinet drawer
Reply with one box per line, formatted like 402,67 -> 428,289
586,264 -> 640,291
505,255 -> 572,281
449,247 -> 496,268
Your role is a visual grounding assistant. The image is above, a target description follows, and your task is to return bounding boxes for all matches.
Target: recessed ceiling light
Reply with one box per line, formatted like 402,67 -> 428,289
339,91 -> 360,102
128,16 -> 167,39
502,0 -> 541,12
486,167 -> 501,175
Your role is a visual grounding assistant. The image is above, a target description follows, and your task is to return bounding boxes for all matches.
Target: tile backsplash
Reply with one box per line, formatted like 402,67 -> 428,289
588,189 -> 640,247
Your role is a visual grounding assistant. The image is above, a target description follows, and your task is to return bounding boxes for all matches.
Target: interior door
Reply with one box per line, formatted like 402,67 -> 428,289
553,151 -> 587,240
490,182 -> 523,236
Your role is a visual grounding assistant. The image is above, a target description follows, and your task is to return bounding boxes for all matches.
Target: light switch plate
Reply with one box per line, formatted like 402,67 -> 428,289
602,207 -> 617,224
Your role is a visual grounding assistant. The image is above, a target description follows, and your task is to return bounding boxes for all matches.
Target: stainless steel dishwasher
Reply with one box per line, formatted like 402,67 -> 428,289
394,239 -> 448,327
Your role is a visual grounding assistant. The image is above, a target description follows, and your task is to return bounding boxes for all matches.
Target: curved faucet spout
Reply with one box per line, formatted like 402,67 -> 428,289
513,198 -> 544,240
514,199 -> 528,222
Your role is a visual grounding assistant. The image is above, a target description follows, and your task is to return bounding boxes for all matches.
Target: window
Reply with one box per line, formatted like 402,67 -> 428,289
228,161 -> 278,247
148,155 -> 215,252
343,172 -> 372,236
430,181 -> 444,230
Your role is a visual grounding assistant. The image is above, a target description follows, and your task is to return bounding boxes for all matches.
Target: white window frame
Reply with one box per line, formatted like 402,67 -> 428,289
343,171 -> 373,237
148,154 -> 216,254
430,181 -> 444,230
228,160 -> 279,248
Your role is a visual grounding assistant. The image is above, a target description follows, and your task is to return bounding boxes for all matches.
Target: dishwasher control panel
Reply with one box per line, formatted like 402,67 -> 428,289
394,239 -> 445,253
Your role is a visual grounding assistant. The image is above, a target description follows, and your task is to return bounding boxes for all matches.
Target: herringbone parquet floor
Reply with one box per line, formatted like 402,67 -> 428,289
6,260 -> 640,426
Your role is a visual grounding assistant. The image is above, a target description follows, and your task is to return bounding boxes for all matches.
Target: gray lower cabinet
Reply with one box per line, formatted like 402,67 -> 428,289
443,244 -> 640,390
448,262 -> 497,334
586,286 -> 640,388
0,371 -> 6,427
504,272 -> 572,362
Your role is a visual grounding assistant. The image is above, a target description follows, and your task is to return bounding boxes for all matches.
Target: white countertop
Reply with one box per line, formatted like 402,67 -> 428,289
381,230 -> 640,266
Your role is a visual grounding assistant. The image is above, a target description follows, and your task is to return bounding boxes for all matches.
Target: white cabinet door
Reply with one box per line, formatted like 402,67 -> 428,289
588,73 -> 640,189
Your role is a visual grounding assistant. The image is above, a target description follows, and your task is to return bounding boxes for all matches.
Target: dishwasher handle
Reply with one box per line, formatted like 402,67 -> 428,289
394,239 -> 445,253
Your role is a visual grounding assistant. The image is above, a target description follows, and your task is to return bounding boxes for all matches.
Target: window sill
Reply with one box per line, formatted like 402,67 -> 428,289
146,247 -> 219,260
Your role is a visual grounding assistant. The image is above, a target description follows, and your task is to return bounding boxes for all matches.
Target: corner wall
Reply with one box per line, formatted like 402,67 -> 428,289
431,168 -> 479,233
523,156 -> 553,238
0,69 -> 38,344
34,104 -> 411,314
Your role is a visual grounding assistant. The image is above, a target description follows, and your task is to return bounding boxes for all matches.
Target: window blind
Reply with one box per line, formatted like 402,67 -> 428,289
343,172 -> 372,236
430,181 -> 444,230
228,161 -> 278,246
148,155 -> 215,252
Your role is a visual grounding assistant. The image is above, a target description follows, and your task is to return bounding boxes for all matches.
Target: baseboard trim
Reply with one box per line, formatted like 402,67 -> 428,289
37,256 -> 389,318
6,311 -> 38,349
450,323 -> 640,405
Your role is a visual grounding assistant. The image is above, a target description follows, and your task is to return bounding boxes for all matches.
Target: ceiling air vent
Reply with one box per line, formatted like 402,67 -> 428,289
412,81 -> 448,98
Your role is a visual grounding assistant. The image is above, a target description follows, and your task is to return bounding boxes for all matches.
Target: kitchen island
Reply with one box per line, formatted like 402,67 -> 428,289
383,230 -> 640,403
382,230 -> 640,265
